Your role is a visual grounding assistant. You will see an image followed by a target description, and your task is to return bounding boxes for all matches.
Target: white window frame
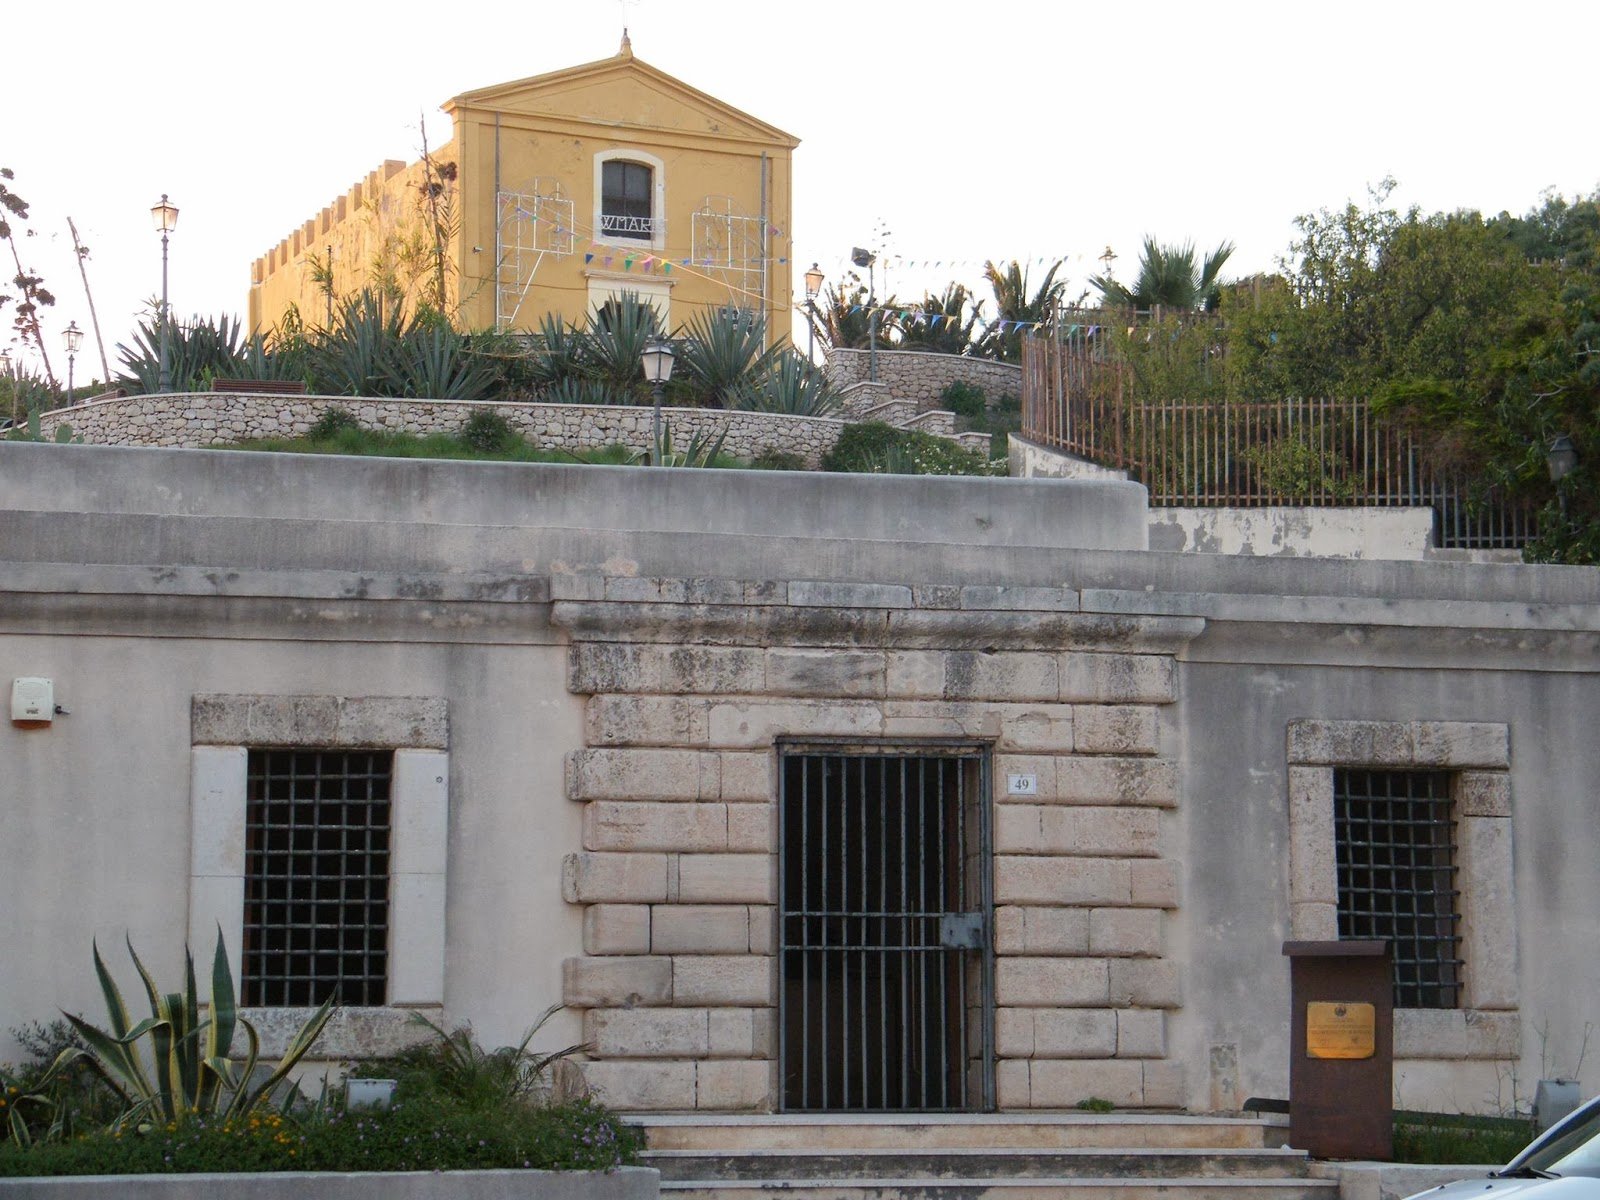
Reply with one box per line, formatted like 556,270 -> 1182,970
189,695 -> 448,1056
593,149 -> 665,252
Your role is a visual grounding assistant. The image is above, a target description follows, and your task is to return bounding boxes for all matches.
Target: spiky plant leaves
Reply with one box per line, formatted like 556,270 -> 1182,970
1089,238 -> 1235,312
732,351 -> 839,417
584,292 -> 659,394
675,309 -> 783,408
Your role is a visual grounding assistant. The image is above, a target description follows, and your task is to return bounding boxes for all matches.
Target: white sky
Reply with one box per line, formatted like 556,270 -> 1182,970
5,0 -> 1597,384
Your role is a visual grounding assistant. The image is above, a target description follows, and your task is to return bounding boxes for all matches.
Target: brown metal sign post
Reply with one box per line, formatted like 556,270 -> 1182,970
1282,940 -> 1393,1160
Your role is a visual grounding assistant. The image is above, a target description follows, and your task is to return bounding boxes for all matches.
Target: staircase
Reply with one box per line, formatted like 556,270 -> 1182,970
633,1114 -> 1338,1200
837,383 -> 993,455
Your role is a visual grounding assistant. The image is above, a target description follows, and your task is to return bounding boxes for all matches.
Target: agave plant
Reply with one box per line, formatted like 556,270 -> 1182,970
388,1005 -> 586,1108
675,309 -> 783,408
115,313 -> 251,393
732,351 -> 839,417
583,293 -> 659,394
541,377 -> 628,406
51,931 -> 332,1130
633,418 -> 730,468
527,313 -> 591,388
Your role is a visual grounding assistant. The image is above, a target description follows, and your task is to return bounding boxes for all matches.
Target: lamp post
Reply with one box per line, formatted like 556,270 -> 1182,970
0,348 -> 12,425
62,321 -> 83,400
1547,434 -> 1579,521
151,194 -> 179,393
803,262 -> 824,364
851,246 -> 877,382
641,337 -> 675,465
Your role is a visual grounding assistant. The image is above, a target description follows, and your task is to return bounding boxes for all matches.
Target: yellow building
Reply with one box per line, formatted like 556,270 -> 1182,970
248,36 -> 798,346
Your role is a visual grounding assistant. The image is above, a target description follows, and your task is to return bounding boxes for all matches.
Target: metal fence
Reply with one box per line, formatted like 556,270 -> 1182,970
1021,334 -> 1539,550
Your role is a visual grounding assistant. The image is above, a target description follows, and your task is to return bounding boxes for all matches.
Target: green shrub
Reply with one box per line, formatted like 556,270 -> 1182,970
460,408 -> 518,453
750,446 -> 806,471
823,422 -> 1003,477
940,380 -> 987,421
308,406 -> 361,440
1391,1111 -> 1534,1165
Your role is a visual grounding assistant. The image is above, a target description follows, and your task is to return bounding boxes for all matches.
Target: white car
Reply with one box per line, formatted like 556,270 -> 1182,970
1407,1096 -> 1600,1198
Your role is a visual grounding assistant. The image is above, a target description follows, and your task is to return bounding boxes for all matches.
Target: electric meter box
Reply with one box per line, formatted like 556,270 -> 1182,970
11,677 -> 54,724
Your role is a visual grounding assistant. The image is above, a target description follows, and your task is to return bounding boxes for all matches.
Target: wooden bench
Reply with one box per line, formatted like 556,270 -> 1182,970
213,378 -> 308,395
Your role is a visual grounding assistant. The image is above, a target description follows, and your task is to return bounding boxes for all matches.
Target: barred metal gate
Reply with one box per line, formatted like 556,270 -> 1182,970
778,743 -> 994,1112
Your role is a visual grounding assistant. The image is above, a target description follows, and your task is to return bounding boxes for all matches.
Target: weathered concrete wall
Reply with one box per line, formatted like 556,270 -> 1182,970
40,393 -> 845,468
1010,434 -> 1130,482
0,1167 -> 659,1200
826,348 -> 1022,411
2,441 -> 1597,1116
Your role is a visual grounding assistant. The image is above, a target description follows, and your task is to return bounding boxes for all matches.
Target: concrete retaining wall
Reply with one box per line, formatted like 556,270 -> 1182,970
826,347 -> 1022,411
39,392 -> 846,469
0,1167 -> 659,1200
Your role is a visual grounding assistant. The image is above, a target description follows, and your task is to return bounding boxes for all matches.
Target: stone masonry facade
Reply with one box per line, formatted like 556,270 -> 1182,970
41,393 -> 847,468
826,348 -> 1023,412
548,574 -> 1203,1111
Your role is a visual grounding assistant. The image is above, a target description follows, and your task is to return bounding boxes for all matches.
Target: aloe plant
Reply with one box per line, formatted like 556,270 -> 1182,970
54,931 -> 333,1130
633,418 -> 730,468
732,351 -> 839,417
675,308 -> 783,408
583,293 -> 659,394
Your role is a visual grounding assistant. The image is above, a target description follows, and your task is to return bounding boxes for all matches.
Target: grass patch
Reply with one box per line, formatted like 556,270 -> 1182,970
1392,1110 -> 1534,1165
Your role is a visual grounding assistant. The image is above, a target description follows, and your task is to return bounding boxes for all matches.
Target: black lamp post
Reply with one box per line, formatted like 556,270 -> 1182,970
851,246 -> 877,382
1547,435 -> 1579,520
62,321 -> 83,400
642,338 -> 675,465
151,194 -> 179,393
804,262 -> 824,364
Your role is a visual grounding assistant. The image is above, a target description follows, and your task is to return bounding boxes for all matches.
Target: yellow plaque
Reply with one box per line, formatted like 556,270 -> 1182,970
1306,1001 -> 1377,1059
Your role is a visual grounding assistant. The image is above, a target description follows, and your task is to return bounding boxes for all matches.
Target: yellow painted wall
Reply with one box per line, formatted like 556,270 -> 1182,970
248,42 -> 796,346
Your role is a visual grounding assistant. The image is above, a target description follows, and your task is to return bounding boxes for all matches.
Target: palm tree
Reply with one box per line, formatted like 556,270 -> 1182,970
811,273 -> 893,352
978,259 -> 1066,362
1090,238 -> 1235,312
893,283 -> 985,355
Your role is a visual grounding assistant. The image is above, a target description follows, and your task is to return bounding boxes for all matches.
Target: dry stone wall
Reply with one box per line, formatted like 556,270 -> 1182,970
826,348 -> 1023,411
549,574 -> 1201,1112
40,393 -> 846,468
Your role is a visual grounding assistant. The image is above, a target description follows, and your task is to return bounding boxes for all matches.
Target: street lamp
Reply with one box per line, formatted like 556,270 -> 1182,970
641,337 -> 675,465
851,246 -> 877,382
1547,434 -> 1579,521
0,348 -> 12,425
803,262 -> 824,364
62,321 -> 83,400
151,194 -> 179,393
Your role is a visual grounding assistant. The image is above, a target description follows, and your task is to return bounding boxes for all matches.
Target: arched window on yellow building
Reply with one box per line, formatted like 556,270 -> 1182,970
594,149 -> 664,251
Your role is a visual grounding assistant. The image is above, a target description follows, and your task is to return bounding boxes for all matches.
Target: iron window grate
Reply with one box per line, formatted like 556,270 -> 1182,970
1334,768 -> 1461,1009
243,749 -> 392,1007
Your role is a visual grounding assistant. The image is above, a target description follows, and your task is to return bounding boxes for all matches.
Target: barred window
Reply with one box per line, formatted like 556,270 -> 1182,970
243,749 -> 392,1006
1334,768 -> 1461,1008
601,160 -> 653,240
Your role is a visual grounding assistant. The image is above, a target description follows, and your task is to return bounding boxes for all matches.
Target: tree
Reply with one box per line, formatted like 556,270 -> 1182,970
1089,237 -> 1234,312
977,259 -> 1066,362
891,283 -> 984,355
0,167 -> 58,388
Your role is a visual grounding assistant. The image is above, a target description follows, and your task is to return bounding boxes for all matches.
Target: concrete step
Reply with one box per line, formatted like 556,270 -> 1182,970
643,1147 -> 1314,1181
658,1178 -> 1340,1200
632,1114 -> 1284,1152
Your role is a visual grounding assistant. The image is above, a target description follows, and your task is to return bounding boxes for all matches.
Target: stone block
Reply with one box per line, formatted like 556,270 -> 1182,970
995,805 -> 1043,853
1394,1009 -> 1466,1058
995,856 -> 1132,906
726,804 -> 775,852
696,1060 -> 772,1110
683,578 -> 746,605
567,749 -> 719,801
1464,1010 -> 1520,1059
573,1060 -> 695,1110
586,695 -> 709,747
569,644 -> 662,695
661,647 -> 766,695
672,955 -> 774,1006
751,1009 -> 776,1057
1038,808 -> 1162,858
996,1059 -> 1032,1106
995,1008 -> 1036,1057
995,906 -> 1090,955
1108,959 -> 1181,1008
789,580 -> 913,609
586,1008 -> 709,1057
1031,1008 -> 1118,1057
995,755 -> 1060,802
584,802 -> 728,852
912,584 -> 962,609
998,707 -> 1076,753
1291,901 -> 1338,940
1060,654 -> 1174,704
563,852 -> 670,903
1288,767 -> 1336,904
1460,816 -> 1518,1011
584,904 -> 652,955
651,904 -> 750,954
882,700 -> 1003,740
747,907 -> 776,954
549,572 -> 606,601
743,580 -> 784,605
943,651 -> 1058,702
1141,1060 -> 1187,1107
1029,1059 -> 1143,1107
1089,907 -> 1164,957
996,957 -> 1110,1007
562,956 -> 673,1007
1074,706 -> 1161,755
886,651 -> 947,699
766,649 -> 887,698
707,1009 -> 759,1057
1055,758 -> 1177,807
1457,771 -> 1512,818
1413,721 -> 1510,768
1286,719 -> 1412,766
676,854 -> 773,904
709,701 -> 882,748
1116,1009 -> 1166,1058
603,576 -> 680,603
719,752 -> 774,801
958,584 -> 1079,612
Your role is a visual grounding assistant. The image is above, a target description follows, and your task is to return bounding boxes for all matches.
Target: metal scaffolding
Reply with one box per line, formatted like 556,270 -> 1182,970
495,179 -> 574,331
